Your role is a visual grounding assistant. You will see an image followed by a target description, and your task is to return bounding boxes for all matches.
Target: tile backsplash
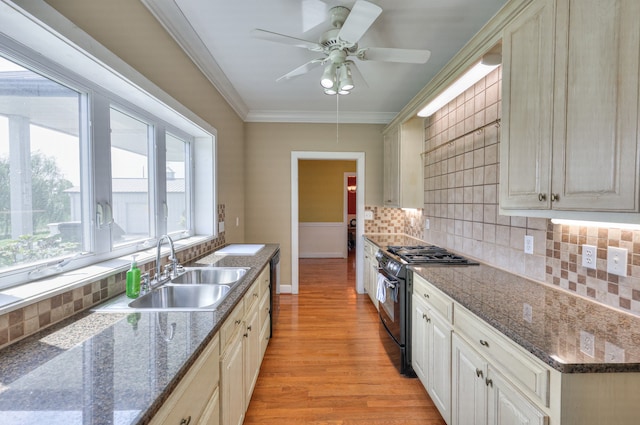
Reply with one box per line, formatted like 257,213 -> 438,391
366,64 -> 640,317
0,205 -> 227,349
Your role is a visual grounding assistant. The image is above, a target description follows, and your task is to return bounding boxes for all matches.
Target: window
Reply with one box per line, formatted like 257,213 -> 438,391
110,108 -> 151,246
0,23 -> 215,290
0,56 -> 85,274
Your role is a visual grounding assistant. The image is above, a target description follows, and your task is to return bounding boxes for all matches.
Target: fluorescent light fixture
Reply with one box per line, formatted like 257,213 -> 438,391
417,61 -> 499,117
550,218 -> 640,231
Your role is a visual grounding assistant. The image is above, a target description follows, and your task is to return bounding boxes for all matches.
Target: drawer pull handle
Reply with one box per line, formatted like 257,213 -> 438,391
476,368 -> 483,378
479,339 -> 490,347
423,293 -> 430,298
235,319 -> 241,325
485,378 -> 493,387
254,293 -> 259,298
180,416 -> 191,425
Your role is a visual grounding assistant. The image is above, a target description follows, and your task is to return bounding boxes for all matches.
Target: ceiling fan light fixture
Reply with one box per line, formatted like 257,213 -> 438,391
324,87 -> 338,95
338,64 -> 354,91
320,63 -> 337,88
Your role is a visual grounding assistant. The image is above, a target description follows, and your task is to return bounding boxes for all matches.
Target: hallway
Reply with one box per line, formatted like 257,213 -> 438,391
244,255 -> 446,425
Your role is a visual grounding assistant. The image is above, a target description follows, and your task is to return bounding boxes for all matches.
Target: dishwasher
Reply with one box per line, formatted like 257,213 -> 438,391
269,248 -> 280,336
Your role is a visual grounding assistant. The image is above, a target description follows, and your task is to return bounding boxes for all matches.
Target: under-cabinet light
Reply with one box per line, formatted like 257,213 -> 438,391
417,61 -> 499,117
550,219 -> 640,231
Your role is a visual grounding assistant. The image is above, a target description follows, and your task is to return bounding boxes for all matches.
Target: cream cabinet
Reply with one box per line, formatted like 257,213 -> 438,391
363,239 -> 379,309
451,334 -> 547,425
411,274 -> 453,424
220,271 -> 270,425
150,334 -> 220,425
382,117 -> 424,208
501,0 -> 640,216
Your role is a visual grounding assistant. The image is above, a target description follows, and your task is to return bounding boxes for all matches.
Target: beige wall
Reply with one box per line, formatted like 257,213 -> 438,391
299,160 -> 356,222
245,122 -> 384,285
43,0 -> 246,242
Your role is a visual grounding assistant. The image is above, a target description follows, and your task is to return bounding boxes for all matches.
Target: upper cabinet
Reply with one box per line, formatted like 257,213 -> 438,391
383,117 -> 424,208
500,0 -> 640,217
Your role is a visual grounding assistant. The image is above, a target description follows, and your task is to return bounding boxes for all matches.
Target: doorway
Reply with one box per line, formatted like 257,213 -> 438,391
290,151 -> 365,295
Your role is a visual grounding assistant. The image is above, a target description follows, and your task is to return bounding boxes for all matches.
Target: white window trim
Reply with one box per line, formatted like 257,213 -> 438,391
0,1 -> 218,297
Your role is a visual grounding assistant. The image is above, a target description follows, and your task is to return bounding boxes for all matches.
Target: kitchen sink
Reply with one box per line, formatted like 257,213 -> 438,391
128,284 -> 231,310
170,266 -> 249,285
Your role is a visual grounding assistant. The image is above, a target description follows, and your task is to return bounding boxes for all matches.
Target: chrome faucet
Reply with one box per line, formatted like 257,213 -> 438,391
155,235 -> 180,285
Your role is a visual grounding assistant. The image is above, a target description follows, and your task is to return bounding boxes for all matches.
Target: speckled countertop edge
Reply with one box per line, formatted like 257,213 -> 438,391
0,244 -> 279,425
364,234 -> 640,374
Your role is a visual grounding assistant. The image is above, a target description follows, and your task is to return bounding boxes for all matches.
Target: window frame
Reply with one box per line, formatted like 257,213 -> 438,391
0,2 -> 216,290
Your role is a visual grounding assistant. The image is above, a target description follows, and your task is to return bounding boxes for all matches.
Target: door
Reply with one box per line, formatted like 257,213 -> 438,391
452,334 -> 487,425
411,294 -> 429,382
429,311 -> 452,424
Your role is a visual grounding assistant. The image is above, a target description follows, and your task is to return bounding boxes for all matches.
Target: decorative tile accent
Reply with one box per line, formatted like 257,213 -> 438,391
0,205 -> 228,349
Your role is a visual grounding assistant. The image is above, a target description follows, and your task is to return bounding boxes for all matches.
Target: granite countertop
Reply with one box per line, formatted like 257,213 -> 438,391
364,234 -> 640,374
0,244 -> 279,425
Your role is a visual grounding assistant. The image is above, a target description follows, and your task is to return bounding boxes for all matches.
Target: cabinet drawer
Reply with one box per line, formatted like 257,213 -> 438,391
244,280 -> 260,313
220,302 -> 244,353
412,274 -> 453,323
454,305 -> 550,407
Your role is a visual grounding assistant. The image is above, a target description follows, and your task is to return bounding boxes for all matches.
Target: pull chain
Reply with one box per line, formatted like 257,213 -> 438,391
336,93 -> 339,144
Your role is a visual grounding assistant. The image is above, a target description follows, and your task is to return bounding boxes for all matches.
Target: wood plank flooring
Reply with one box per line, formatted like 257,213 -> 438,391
244,254 -> 446,425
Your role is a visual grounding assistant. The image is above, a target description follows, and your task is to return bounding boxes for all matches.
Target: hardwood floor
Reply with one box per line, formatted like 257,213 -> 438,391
244,254 -> 446,425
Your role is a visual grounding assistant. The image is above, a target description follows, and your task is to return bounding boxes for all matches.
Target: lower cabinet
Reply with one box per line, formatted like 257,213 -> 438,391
451,334 -> 547,425
220,266 -> 271,425
363,239 -> 379,309
150,334 -> 221,425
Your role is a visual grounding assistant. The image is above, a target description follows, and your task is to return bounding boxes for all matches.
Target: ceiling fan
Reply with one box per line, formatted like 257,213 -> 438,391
251,0 -> 431,95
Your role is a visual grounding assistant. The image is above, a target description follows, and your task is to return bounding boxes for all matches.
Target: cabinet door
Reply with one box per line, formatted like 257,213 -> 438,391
383,126 -> 400,207
429,312 -> 452,424
244,307 -> 261,409
487,370 -> 547,425
411,294 -> 429,383
220,335 -> 244,425
551,0 -> 640,211
452,334 -> 487,425
198,386 -> 220,425
500,0 -> 555,210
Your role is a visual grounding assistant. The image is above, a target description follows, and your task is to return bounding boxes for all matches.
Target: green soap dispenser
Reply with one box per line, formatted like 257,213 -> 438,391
126,255 -> 141,298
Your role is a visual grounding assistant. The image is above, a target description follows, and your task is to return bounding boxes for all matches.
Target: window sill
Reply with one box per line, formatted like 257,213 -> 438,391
0,235 -> 213,317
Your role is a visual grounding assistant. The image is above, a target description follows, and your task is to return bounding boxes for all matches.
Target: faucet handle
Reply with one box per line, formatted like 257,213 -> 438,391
140,273 -> 150,294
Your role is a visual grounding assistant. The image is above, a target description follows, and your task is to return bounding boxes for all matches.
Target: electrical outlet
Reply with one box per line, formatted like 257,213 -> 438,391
364,210 -> 374,220
581,244 -> 597,269
607,246 -> 628,277
524,235 -> 534,255
218,221 -> 225,232
580,331 -> 595,357
425,218 -> 430,229
523,303 -> 533,323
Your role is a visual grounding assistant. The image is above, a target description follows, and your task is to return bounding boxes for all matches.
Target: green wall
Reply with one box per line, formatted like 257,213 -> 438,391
299,160 -> 356,222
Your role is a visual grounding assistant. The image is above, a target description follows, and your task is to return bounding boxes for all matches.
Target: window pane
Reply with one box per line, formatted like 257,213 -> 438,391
110,108 -> 150,246
166,133 -> 188,233
0,56 -> 83,272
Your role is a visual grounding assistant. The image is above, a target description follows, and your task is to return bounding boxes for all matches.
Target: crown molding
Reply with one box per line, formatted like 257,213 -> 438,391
245,109 -> 395,124
140,0 -> 249,120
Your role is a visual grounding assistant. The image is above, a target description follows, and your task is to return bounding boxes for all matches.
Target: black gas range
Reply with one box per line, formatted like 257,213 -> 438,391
376,243 -> 477,377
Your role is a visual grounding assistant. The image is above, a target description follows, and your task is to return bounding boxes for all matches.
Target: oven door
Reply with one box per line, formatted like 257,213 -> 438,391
377,270 -> 402,344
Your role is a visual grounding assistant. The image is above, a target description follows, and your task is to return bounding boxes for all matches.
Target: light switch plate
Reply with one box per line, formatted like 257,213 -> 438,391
607,246 -> 628,277
581,244 -> 597,269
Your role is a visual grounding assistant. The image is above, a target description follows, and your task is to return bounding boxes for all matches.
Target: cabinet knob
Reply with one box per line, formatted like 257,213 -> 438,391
422,313 -> 427,320
180,416 -> 192,425
485,377 -> 493,388
538,193 -> 546,202
475,368 -> 483,378
479,339 -> 490,347
243,333 -> 248,338
235,319 -> 241,325
423,293 -> 430,299
247,325 -> 252,332
550,193 -> 559,202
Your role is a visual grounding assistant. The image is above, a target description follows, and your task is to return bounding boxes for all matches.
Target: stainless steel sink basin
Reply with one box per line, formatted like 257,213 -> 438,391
170,266 -> 248,285
128,284 -> 231,310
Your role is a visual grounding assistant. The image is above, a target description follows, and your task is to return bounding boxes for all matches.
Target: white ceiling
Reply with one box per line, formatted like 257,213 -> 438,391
142,0 -> 508,124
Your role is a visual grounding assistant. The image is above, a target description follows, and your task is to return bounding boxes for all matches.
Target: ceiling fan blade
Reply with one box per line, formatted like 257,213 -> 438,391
276,59 -> 326,82
338,0 -> 382,44
347,61 -> 368,88
360,47 -> 431,64
251,29 -> 323,52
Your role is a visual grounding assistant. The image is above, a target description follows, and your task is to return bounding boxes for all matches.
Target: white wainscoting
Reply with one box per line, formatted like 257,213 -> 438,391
299,222 -> 347,258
